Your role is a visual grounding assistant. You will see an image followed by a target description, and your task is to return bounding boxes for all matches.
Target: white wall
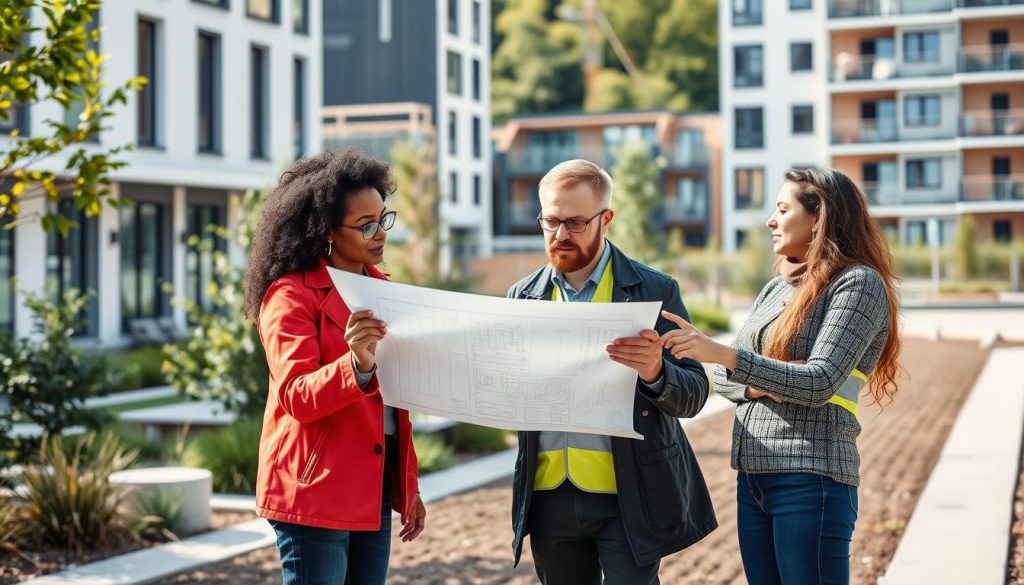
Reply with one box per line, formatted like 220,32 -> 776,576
720,0 -> 830,252
436,0 -> 493,259
2,0 -> 322,344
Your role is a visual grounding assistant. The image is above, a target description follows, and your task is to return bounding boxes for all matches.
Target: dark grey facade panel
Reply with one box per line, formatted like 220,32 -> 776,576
323,0 -> 438,114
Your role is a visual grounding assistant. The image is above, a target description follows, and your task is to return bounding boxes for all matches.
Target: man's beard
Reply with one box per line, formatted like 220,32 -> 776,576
547,234 -> 602,274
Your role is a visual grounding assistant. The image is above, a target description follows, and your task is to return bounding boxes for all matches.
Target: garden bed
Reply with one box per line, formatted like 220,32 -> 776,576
0,510 -> 257,585
156,338 -> 989,584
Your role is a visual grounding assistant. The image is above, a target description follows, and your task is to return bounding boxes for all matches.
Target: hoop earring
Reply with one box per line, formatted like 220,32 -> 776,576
325,239 -> 333,257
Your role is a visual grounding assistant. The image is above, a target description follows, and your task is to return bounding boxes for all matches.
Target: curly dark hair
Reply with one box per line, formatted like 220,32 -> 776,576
244,149 -> 396,320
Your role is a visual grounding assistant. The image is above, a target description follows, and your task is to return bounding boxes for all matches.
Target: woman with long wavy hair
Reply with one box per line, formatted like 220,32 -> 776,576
244,149 -> 425,585
660,167 -> 901,584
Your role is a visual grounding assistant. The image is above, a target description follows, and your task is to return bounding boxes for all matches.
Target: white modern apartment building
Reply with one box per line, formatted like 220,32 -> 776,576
720,0 -> 1024,253
321,0 -> 493,269
0,0 -> 322,345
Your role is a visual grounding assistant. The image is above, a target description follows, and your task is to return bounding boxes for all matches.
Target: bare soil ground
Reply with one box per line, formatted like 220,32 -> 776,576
26,338 -> 991,585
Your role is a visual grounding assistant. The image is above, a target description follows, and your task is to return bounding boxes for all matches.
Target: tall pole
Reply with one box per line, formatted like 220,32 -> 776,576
582,0 -> 603,112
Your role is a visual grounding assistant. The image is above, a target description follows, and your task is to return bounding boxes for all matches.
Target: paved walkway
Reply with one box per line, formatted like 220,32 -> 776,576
882,347 -> 1024,584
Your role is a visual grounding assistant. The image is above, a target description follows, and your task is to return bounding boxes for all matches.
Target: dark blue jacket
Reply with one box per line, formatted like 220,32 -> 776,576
507,241 -> 718,566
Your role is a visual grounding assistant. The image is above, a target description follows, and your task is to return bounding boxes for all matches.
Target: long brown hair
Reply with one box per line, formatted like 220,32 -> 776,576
763,167 -> 901,405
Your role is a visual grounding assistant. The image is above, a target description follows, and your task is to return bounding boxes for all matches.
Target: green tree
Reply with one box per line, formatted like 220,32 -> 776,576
0,287 -> 115,461
1,0 -> 145,234
386,139 -> 472,290
607,141 -> 664,265
491,0 -> 718,119
952,214 -> 978,281
162,189 -> 268,420
491,0 -> 583,122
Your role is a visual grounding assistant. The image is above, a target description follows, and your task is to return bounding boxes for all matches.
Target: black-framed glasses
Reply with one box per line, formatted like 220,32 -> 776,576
341,210 -> 398,240
537,209 -> 608,233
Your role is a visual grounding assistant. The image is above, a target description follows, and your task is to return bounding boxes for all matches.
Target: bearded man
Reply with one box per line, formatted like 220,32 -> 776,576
505,159 -> 718,585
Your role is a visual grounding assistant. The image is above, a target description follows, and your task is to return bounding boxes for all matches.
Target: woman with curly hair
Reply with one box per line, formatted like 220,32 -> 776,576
659,167 -> 901,585
244,149 -> 425,585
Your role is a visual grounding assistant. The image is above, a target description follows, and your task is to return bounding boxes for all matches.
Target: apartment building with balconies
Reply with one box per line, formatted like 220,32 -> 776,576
720,0 -> 1024,251
491,111 -> 721,254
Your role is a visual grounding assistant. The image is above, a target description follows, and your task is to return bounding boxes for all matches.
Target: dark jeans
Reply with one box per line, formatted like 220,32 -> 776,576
736,472 -> 858,585
270,437 -> 395,585
528,484 -> 660,585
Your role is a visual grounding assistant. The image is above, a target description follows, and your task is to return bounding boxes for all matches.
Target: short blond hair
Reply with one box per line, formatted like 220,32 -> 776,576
538,159 -> 614,206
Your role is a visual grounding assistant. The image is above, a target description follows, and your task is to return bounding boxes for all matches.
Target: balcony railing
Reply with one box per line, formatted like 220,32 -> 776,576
960,109 -> 1024,137
663,198 -> 708,222
957,0 -> 1024,7
962,175 -> 1024,201
659,143 -> 710,169
862,181 -> 903,205
831,118 -> 957,144
829,0 -> 952,18
959,44 -> 1024,73
504,146 -> 606,175
830,53 -> 955,82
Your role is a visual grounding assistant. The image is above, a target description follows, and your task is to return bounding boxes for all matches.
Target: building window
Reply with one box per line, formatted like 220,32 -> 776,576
452,110 -> 460,154
250,45 -> 269,159
472,116 -> 481,159
904,31 -> 939,63
447,50 -> 462,95
120,198 -> 170,331
472,58 -> 481,101
994,220 -> 1012,242
247,0 -> 279,22
194,0 -> 228,6
675,178 -> 708,218
293,0 -> 308,33
790,42 -> 813,71
185,203 -> 225,316
735,167 -> 765,209
137,18 -> 159,147
293,58 -> 306,160
906,158 -> 941,189
734,45 -> 763,87
603,125 -> 656,167
449,171 -> 458,203
448,0 -> 458,35
0,219 -> 14,333
790,0 -> 811,9
472,1 -> 481,44
526,131 -> 579,171
197,31 -> 221,154
46,199 -> 98,337
379,0 -> 392,42
473,174 -> 481,206
735,107 -> 764,149
733,0 -> 762,26
904,95 -> 941,127
792,104 -> 814,134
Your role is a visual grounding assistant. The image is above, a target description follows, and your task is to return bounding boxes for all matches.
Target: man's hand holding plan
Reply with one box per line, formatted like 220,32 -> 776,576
329,269 -> 661,439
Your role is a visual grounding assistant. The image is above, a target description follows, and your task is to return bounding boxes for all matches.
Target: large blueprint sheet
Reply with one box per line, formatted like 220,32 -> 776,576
329,269 -> 662,439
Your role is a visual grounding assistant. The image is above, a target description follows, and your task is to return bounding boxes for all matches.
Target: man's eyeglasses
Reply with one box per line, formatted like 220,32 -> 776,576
341,210 -> 398,240
537,209 -> 608,233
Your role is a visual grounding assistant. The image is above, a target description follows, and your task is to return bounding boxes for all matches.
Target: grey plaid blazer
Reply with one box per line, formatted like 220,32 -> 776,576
714,265 -> 892,486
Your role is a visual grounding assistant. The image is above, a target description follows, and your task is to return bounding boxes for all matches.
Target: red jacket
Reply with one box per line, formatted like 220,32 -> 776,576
255,259 -> 419,530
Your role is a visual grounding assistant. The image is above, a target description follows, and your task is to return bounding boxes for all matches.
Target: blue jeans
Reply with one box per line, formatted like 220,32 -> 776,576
270,441 -> 394,585
736,472 -> 858,585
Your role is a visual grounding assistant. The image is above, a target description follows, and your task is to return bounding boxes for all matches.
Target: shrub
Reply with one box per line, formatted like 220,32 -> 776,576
0,288 -> 118,461
107,345 -> 168,392
124,487 -> 183,543
687,304 -> 731,335
412,434 -> 453,474
19,433 -> 137,552
181,419 -> 262,494
450,424 -> 510,454
0,494 -> 26,553
101,428 -> 168,464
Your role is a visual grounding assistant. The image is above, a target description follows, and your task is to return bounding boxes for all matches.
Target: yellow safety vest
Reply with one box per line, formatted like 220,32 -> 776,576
829,368 -> 867,416
535,262 -> 618,493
